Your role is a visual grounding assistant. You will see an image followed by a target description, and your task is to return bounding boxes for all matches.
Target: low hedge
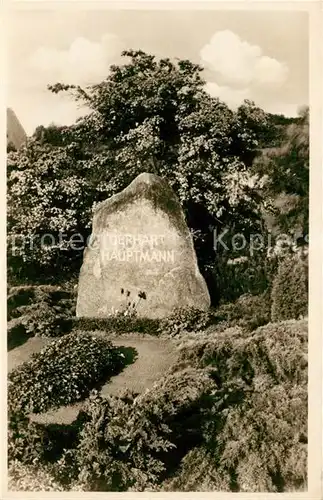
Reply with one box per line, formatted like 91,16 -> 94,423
72,315 -> 161,335
8,332 -> 125,415
73,307 -> 216,337
158,307 -> 214,336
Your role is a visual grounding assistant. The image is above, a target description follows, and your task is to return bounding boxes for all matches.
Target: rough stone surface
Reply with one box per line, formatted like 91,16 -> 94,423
7,108 -> 27,150
76,173 -> 210,318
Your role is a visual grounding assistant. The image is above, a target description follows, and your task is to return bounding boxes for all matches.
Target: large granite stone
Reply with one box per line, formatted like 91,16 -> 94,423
76,173 -> 210,318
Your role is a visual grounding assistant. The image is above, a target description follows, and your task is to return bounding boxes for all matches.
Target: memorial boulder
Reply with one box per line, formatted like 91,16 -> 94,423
76,173 -> 210,318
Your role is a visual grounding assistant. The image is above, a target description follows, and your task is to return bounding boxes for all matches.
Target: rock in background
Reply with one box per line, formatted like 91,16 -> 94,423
7,108 -> 27,151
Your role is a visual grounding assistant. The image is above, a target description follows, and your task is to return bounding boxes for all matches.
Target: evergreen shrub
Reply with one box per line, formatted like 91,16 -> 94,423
8,332 -> 125,414
271,255 -> 308,321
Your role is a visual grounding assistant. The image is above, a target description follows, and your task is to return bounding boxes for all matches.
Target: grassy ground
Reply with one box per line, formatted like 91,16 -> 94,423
8,332 -> 178,425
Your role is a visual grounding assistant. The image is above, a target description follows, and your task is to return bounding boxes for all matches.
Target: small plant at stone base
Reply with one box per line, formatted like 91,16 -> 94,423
118,289 -> 147,318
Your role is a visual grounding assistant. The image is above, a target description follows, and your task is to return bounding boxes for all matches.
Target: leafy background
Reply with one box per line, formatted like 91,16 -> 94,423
7,50 -> 309,492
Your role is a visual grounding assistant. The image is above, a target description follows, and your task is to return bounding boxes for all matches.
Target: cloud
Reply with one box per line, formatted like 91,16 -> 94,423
200,30 -> 288,89
205,82 -> 251,109
8,89 -> 90,135
28,33 -> 125,86
9,33 -> 125,134
260,101 -> 300,117
204,80 -> 299,117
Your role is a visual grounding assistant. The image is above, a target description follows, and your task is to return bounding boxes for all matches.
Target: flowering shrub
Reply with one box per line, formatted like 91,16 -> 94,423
8,332 -> 125,414
8,51 -> 270,289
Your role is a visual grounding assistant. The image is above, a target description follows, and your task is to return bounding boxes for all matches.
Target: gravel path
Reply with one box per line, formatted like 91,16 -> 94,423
101,335 -> 177,397
8,333 -> 177,425
8,336 -> 50,372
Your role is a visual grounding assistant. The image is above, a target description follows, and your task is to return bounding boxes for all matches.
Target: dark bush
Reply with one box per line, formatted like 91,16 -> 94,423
7,287 -> 36,317
72,314 -> 160,335
214,291 -> 272,332
7,285 -> 73,318
10,301 -> 73,338
7,285 -> 75,339
8,332 -> 125,414
158,307 -> 214,336
8,411 -> 47,465
7,318 -> 31,350
56,367 -> 217,491
209,248 -> 277,305
271,255 -> 308,322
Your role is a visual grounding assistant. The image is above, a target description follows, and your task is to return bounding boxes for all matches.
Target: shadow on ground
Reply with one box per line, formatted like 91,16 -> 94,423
117,345 -> 139,367
93,345 -> 139,389
8,325 -> 31,351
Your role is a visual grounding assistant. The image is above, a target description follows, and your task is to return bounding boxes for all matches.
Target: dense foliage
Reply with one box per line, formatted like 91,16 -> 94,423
7,139 -> 95,282
163,382 -> 306,492
8,319 -> 307,492
175,319 -> 307,385
252,106 -> 309,239
7,48 -> 309,493
7,285 -> 75,320
56,368 -> 216,491
8,461 -> 65,492
7,285 -> 75,349
213,291 -> 272,332
7,50 -> 273,302
8,332 -> 124,414
158,307 -> 214,336
164,319 -> 307,491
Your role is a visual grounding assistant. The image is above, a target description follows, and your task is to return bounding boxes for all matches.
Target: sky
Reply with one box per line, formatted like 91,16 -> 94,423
8,8 -> 309,136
